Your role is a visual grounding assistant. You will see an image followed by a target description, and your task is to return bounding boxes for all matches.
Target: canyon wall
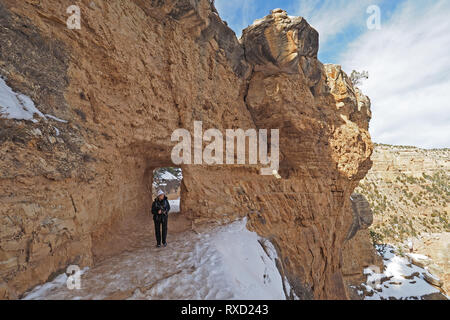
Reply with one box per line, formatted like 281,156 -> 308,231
356,145 -> 449,241
0,1 -> 372,299
355,144 -> 449,294
365,145 -> 449,179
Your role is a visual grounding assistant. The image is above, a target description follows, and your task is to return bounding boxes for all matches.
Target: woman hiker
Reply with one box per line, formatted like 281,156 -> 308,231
151,190 -> 170,248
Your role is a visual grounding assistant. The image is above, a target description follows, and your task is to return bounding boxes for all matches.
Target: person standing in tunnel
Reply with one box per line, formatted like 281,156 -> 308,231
151,190 -> 170,248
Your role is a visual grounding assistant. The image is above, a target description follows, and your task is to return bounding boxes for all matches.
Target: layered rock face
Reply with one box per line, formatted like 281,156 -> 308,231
357,145 -> 449,241
346,193 -> 374,240
342,194 -> 382,288
366,145 -> 449,179
0,2 -> 372,299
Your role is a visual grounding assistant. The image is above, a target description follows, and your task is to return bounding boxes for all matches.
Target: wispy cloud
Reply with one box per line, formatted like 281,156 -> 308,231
215,0 -> 449,148
215,0 -> 257,37
340,0 -> 450,148
293,0 -> 382,50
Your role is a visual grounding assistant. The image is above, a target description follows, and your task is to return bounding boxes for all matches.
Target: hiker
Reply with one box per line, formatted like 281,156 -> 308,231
151,189 -> 170,248
408,239 -> 414,253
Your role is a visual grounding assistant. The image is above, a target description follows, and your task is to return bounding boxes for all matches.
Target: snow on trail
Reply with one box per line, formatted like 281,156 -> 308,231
169,200 -> 180,213
360,245 -> 443,300
22,219 -> 287,300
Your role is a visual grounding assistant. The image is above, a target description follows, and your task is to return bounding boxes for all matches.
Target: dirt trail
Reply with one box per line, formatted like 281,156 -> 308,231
24,228 -> 214,299
22,217 -> 287,300
92,204 -> 190,263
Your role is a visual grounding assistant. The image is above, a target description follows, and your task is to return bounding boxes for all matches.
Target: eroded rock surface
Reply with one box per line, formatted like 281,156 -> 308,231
346,193 -> 374,240
342,194 -> 382,288
0,2 -> 372,299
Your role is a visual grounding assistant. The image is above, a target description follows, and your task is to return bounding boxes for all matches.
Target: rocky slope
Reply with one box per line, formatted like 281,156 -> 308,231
0,1 -> 372,299
355,144 -> 449,294
356,144 -> 449,243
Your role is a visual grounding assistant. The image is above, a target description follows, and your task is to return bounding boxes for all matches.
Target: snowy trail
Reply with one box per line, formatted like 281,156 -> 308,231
356,245 -> 447,300
21,215 -> 447,300
23,219 -> 287,300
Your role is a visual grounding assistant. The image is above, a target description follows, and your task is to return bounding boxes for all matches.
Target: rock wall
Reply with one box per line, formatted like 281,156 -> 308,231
342,194 -> 382,288
0,1 -> 372,299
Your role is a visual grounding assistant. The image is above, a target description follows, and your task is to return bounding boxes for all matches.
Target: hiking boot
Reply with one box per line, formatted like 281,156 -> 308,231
163,243 -> 167,247
156,244 -> 161,248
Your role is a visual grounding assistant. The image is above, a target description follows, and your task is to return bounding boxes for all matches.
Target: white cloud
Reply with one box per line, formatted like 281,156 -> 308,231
215,0 -> 449,148
293,0 -> 381,49
340,0 -> 450,149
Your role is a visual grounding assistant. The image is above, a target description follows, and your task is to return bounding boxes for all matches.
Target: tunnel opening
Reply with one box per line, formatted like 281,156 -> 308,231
149,166 -> 192,239
152,167 -> 182,214
91,164 -> 188,264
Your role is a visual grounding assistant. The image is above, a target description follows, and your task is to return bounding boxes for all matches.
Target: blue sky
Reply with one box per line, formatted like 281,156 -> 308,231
215,0 -> 450,149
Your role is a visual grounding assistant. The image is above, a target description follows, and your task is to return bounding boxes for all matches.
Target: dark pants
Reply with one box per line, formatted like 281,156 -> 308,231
153,214 -> 168,245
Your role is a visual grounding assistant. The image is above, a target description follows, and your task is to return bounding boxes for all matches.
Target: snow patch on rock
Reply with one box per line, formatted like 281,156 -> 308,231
0,77 -> 68,124
0,77 -> 45,122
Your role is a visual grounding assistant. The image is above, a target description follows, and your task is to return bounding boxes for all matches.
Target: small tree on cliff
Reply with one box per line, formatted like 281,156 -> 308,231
350,70 -> 369,87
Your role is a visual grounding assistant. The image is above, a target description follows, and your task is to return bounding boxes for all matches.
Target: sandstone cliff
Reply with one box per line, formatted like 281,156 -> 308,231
0,1 -> 372,299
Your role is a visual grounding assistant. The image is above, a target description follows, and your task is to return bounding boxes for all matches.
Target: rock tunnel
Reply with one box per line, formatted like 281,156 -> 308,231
0,1 -> 373,299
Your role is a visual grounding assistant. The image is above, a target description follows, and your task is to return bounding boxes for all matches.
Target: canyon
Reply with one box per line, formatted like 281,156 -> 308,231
0,0 -> 373,299
355,144 -> 449,295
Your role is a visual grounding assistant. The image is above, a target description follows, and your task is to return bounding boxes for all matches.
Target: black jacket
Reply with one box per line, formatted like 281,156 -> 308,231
151,196 -> 170,218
